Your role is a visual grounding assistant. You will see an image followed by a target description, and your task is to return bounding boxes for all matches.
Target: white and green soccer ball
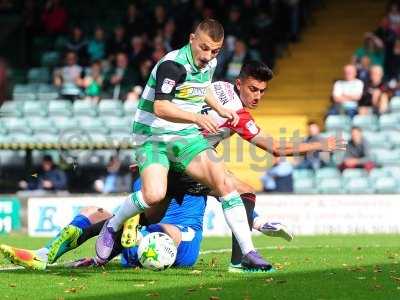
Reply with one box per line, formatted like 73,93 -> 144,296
137,232 -> 177,271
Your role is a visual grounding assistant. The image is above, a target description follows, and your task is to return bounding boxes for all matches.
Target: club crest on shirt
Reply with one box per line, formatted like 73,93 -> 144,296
161,78 -> 176,94
245,120 -> 258,134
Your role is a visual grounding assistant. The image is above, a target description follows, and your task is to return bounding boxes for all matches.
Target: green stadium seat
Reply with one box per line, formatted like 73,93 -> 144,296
390,96 -> 400,112
293,169 -> 314,180
10,132 -> 36,144
386,131 -> 400,148
342,168 -> 368,180
88,132 -> 109,144
3,118 -> 32,134
379,114 -> 399,131
344,177 -> 372,194
325,115 -> 351,132
323,130 -> 351,141
382,166 -> 400,179
369,168 -> 390,182
363,131 -> 389,149
374,176 -> 398,193
119,149 -> 135,166
13,92 -> 37,101
98,99 -> 124,117
0,101 -> 23,117
294,177 -> 316,194
33,133 -> 59,144
77,117 -> 109,134
109,132 -> 132,146
318,178 -> 343,194
0,124 -> 7,135
41,51 -> 60,68
124,101 -> 137,116
48,100 -> 73,117
73,100 -> 98,117
27,67 -> 50,84
0,150 -> 26,167
370,148 -> 400,165
27,117 -> 57,134
352,114 -> 379,131
331,151 -> 346,165
102,116 -> 132,133
51,116 -> 79,132
315,167 -> 341,182
23,101 -> 48,117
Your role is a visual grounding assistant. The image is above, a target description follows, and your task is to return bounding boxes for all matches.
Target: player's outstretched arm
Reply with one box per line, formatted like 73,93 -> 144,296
251,131 -> 347,156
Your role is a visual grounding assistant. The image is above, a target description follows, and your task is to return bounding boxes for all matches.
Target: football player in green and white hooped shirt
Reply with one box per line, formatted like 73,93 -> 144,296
96,19 -> 273,271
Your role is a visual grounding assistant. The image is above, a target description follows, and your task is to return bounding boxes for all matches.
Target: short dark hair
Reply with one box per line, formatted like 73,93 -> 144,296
239,60 -> 274,82
43,154 -> 53,163
197,19 -> 224,42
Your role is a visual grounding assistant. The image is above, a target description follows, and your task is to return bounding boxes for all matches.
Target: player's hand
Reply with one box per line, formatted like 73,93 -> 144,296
218,108 -> 240,127
322,136 -> 347,152
194,114 -> 218,134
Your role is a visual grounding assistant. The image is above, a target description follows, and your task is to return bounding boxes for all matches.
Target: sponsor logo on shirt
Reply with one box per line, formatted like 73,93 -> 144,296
245,120 -> 258,135
161,78 -> 176,94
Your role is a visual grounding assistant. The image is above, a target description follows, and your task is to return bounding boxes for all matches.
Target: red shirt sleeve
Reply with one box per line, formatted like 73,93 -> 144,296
223,108 -> 261,141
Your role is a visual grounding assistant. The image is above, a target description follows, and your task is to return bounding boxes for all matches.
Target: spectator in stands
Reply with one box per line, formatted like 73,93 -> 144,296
151,4 -> 168,37
296,121 -> 330,170
104,52 -> 138,100
381,1 -> 400,37
224,5 -> 244,39
126,85 -> 143,105
352,33 -> 384,67
359,65 -> 389,115
356,56 -> 371,84
0,58 -> 8,105
128,36 -> 149,67
123,3 -> 145,38
137,58 -> 153,87
163,19 -> 181,52
65,25 -> 88,65
386,38 -> 400,80
340,127 -> 374,172
261,157 -> 294,193
53,51 -> 82,99
107,25 -> 129,61
78,60 -> 103,103
41,0 -> 68,36
150,35 -> 167,65
329,64 -> 364,118
87,26 -> 106,62
94,156 -> 131,194
222,39 -> 251,82
19,155 -> 67,192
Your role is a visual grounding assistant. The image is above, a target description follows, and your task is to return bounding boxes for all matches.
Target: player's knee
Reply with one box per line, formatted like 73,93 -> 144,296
142,189 -> 165,206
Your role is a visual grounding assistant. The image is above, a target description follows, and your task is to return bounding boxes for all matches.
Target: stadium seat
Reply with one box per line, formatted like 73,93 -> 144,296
3,118 -> 32,134
13,92 -> 37,101
374,176 -> 398,193
73,100 -> 98,117
48,100 -> 73,117
294,177 -> 316,194
41,51 -> 60,68
370,148 -> 400,165
390,96 -> 400,113
293,169 -> 314,180
9,132 -> 36,144
33,133 -> 59,144
315,167 -> 341,182
369,168 -> 389,182
363,131 -> 389,149
342,168 -> 368,180
27,67 -> 50,84
382,166 -> 400,179
323,130 -> 351,141
77,117 -> 109,134
51,116 -> 79,133
98,99 -> 124,117
386,131 -> 400,148
109,132 -> 132,146
379,114 -> 399,131
102,116 -> 132,133
88,132 -> 109,145
119,149 -> 135,166
0,150 -> 26,167
344,177 -> 372,194
331,151 -> 346,165
318,178 -> 343,194
325,115 -> 351,132
0,101 -> 23,117
124,101 -> 137,116
27,117 -> 57,134
23,101 -> 48,117
352,114 -> 379,131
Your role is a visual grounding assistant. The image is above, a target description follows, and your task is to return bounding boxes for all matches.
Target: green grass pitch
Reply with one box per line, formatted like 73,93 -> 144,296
0,234 -> 399,300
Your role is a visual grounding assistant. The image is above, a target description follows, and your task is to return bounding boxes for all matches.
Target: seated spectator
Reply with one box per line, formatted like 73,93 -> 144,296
329,64 -> 364,118
65,26 -> 88,65
163,19 -> 180,52
41,0 -> 68,36
352,32 -> 384,67
94,156 -> 131,194
222,39 -> 251,82
296,121 -> 330,170
126,85 -> 143,105
128,36 -> 149,67
53,51 -> 83,99
107,25 -> 129,61
104,52 -> 139,100
340,127 -> 374,172
359,65 -> 389,115
87,26 -> 106,62
356,56 -> 371,84
261,157 -> 294,193
78,60 -> 103,103
151,4 -> 168,37
123,3 -> 145,37
19,155 -> 67,192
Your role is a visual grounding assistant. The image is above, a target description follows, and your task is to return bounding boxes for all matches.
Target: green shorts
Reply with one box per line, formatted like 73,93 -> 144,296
135,135 -> 213,173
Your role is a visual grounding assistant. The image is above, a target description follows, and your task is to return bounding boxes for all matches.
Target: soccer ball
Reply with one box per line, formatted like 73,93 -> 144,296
137,232 -> 177,271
